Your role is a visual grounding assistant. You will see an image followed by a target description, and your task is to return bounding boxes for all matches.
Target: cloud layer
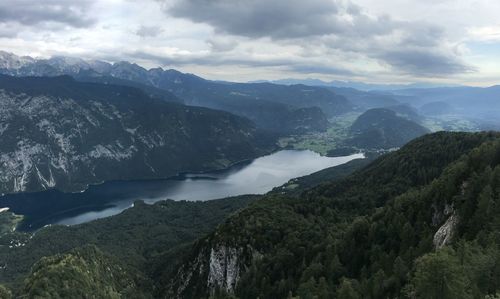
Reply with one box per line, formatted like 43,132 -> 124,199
0,0 -> 96,29
169,0 -> 343,39
0,0 -> 499,85
165,0 -> 472,77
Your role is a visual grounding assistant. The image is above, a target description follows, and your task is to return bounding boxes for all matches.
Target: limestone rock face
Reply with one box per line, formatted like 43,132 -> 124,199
208,245 -> 241,293
164,238 -> 263,298
433,213 -> 459,249
432,202 -> 454,226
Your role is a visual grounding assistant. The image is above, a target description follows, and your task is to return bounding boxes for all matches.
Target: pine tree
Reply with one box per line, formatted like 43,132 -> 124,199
337,278 -> 360,299
412,249 -> 470,299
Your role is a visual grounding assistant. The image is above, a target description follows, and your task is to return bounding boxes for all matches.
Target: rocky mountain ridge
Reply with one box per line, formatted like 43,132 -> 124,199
0,75 -> 274,194
0,51 -> 351,134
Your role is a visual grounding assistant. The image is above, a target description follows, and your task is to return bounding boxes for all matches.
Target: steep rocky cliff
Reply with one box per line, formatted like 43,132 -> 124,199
0,75 -> 274,194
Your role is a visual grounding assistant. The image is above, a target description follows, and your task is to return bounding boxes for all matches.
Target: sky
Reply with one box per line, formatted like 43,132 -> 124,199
0,0 -> 499,86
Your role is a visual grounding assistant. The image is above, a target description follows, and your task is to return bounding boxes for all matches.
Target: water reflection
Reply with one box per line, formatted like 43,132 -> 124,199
0,150 -> 364,230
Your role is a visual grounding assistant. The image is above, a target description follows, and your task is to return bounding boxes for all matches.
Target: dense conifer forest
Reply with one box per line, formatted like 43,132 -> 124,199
2,132 -> 500,298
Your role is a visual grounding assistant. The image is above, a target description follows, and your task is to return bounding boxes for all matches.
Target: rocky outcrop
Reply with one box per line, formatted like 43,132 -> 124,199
433,211 -> 459,249
431,181 -> 467,249
432,202 -> 454,226
432,203 -> 458,249
207,245 -> 241,293
432,199 -> 459,249
164,239 -> 260,298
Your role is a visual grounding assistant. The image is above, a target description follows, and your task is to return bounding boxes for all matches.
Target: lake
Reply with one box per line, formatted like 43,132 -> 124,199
0,150 -> 364,231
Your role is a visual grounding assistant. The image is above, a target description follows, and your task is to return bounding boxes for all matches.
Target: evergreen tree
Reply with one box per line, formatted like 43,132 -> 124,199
412,249 -> 470,299
337,278 -> 360,299
0,285 -> 12,299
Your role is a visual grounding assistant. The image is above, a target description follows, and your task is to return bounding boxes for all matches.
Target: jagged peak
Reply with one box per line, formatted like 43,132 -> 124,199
0,51 -> 35,69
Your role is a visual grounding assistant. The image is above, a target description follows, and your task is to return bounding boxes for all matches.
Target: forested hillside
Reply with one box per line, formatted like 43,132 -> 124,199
0,196 -> 259,297
348,108 -> 430,149
1,132 -> 500,298
0,0 -> 497,298
163,131 -> 500,298
0,75 -> 274,194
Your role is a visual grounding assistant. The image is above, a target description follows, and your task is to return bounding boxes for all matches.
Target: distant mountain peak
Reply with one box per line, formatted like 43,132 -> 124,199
348,108 -> 429,149
0,51 -> 35,70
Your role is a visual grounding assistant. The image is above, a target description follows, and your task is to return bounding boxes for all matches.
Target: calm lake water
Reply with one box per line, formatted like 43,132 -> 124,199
0,150 -> 364,231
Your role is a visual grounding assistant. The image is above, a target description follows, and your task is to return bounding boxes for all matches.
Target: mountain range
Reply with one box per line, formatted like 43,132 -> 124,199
0,75 -> 274,194
0,52 -> 442,195
251,73 -> 500,129
3,50 -> 500,131
0,51 -> 352,135
387,86 -> 500,119
251,78 -> 462,91
1,49 -> 500,299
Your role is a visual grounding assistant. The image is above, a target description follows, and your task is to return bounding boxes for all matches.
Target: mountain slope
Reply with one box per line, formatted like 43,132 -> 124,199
88,69 -> 348,134
0,52 -> 353,134
220,83 -> 353,117
348,108 -> 429,149
0,195 -> 258,294
390,86 -> 500,124
419,101 -> 456,116
74,70 -> 184,104
1,132 -> 498,298
161,132 -> 498,298
328,86 -> 400,109
21,245 -> 150,298
0,75 -> 274,194
384,104 -> 422,122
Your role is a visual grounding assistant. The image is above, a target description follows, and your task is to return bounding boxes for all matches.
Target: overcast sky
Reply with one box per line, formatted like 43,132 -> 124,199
1,0 -> 499,86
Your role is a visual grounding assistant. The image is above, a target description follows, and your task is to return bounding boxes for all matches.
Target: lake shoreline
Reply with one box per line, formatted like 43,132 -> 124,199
1,150 -> 364,231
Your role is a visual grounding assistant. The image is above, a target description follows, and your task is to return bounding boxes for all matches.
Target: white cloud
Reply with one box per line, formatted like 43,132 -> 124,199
468,26 -> 500,42
0,0 -> 498,85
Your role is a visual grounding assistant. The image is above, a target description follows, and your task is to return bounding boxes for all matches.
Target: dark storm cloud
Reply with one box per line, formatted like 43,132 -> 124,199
0,0 -> 96,28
